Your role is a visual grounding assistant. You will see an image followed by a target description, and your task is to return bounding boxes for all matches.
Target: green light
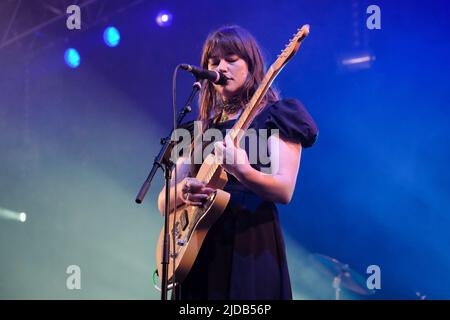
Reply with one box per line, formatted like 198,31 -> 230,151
0,207 -> 27,223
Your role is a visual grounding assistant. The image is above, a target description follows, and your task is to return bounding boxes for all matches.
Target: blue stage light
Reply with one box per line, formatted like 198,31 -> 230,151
103,26 -> 121,47
64,48 -> 80,68
156,10 -> 173,27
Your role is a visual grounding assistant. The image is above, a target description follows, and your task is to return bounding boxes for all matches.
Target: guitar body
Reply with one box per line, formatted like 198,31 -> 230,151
156,159 -> 230,283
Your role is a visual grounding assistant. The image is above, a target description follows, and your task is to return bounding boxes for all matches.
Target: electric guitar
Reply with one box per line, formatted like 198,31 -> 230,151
156,24 -> 310,284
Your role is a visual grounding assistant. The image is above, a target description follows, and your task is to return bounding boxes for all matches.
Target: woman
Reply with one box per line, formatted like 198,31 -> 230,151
158,25 -> 318,299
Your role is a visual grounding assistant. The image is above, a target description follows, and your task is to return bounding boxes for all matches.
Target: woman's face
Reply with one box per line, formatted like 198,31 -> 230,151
207,53 -> 249,102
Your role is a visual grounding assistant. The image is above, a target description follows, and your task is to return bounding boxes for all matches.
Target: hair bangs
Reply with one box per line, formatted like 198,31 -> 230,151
202,28 -> 249,67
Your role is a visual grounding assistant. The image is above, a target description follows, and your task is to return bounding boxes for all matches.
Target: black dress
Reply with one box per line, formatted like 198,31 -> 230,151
178,98 -> 318,300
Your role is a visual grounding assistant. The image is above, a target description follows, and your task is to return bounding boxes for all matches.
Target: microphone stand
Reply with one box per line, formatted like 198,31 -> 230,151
135,80 -> 201,300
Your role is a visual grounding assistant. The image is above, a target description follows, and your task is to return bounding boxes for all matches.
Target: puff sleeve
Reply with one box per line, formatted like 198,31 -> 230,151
264,98 -> 318,148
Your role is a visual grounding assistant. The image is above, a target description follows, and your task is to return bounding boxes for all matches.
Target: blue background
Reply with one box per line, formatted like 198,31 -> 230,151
0,0 -> 449,299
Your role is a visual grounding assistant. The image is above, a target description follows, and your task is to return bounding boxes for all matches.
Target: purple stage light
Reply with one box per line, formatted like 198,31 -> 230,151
156,10 -> 173,27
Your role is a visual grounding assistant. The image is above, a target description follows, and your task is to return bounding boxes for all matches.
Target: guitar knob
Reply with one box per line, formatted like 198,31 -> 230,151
177,239 -> 186,246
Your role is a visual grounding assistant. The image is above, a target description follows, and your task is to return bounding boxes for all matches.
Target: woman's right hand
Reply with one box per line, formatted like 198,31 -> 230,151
181,177 -> 215,206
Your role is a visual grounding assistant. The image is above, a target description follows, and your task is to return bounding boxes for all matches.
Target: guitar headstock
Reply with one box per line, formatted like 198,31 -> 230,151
272,24 -> 310,72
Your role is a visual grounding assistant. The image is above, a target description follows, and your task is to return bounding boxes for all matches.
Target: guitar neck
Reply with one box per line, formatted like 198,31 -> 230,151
196,67 -> 278,185
232,66 -> 277,138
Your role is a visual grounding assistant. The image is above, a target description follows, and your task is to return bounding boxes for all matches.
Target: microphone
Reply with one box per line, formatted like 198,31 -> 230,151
180,64 -> 228,85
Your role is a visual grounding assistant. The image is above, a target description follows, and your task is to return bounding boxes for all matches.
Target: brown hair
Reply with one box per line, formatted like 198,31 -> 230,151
197,25 -> 279,129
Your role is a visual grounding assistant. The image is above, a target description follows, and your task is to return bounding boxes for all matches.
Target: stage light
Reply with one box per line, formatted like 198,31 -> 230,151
341,55 -> 374,65
338,51 -> 375,72
156,10 -> 173,27
0,207 -> 27,223
103,26 -> 121,47
64,48 -> 80,68
19,212 -> 27,223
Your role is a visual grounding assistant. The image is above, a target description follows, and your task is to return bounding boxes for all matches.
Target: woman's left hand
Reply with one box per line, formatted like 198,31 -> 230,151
214,134 -> 250,179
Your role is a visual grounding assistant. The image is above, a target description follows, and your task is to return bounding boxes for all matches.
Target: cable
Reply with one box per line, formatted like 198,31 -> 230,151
170,65 -> 182,298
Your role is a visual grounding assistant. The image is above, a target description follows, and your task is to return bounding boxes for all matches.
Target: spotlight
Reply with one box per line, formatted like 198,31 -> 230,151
19,212 -> 27,223
0,207 -> 27,223
64,48 -> 80,68
341,55 -> 374,66
103,26 -> 121,47
338,51 -> 375,72
156,10 -> 173,27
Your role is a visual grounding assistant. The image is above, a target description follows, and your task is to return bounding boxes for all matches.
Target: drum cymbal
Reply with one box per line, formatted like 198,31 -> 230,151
312,253 -> 374,295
